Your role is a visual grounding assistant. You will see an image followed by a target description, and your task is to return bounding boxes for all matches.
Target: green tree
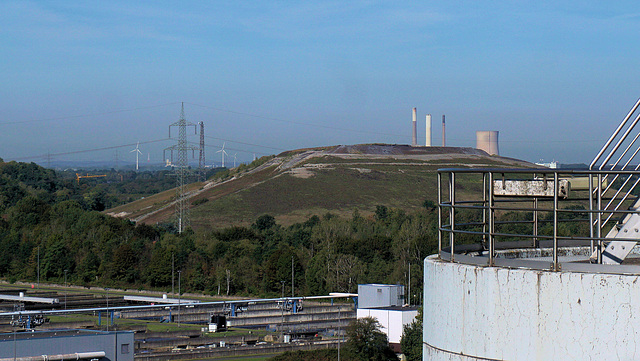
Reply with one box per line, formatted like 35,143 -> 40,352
41,235 -> 74,279
253,214 -> 276,231
374,205 -> 389,221
400,307 -> 423,361
111,244 -> 139,283
344,316 -> 398,361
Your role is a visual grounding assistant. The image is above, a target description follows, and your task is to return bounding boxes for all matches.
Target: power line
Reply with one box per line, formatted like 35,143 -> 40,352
0,102 -> 180,126
202,135 -> 285,151
9,139 -> 170,161
185,102 -> 407,139
186,140 -> 272,156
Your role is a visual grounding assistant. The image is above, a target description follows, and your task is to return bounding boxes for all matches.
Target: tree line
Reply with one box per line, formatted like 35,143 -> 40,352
0,159 -> 438,299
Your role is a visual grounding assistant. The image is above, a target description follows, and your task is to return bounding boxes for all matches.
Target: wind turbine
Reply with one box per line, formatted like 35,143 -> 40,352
233,153 -> 237,168
216,142 -> 229,168
131,142 -> 142,171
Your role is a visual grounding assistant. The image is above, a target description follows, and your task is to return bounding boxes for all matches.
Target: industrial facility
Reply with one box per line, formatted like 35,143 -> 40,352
356,284 -> 418,352
410,107 -> 500,155
475,130 -> 499,155
0,287 -> 358,360
0,330 -> 134,361
424,97 -> 640,360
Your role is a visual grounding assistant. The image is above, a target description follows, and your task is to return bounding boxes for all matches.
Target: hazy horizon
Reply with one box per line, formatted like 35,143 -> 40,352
3,2 -> 640,166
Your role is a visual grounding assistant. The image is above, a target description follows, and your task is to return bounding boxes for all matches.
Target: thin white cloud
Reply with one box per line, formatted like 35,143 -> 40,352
233,1 -> 450,42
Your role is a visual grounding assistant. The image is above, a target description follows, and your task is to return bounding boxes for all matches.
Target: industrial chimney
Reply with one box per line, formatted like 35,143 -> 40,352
412,108 -> 418,147
442,115 -> 446,147
426,114 -> 432,146
476,131 -> 500,155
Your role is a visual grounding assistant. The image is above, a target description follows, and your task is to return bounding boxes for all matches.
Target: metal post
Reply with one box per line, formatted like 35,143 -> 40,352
64,270 -> 68,311
408,263 -> 411,307
337,307 -> 341,361
553,172 -> 559,271
280,280 -> 285,342
172,253 -> 175,295
533,198 -> 539,248
482,172 -> 487,249
178,270 -> 181,327
105,288 -> 109,332
437,172 -> 442,257
589,174 -> 594,254
488,172 -> 495,266
450,172 -> 456,261
597,173 -> 603,264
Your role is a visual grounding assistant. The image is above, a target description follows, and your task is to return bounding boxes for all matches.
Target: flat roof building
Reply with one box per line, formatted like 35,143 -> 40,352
0,329 -> 134,361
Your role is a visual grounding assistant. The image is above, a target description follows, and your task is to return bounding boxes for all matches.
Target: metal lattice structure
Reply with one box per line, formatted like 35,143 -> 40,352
199,121 -> 206,181
164,103 -> 199,233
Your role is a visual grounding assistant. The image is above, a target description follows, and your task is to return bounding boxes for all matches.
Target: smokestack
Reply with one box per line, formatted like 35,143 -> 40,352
412,107 -> 418,147
442,115 -> 446,147
426,114 -> 432,146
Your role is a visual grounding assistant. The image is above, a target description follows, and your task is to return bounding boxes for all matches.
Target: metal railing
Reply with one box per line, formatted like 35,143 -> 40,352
590,97 -> 640,231
438,167 -> 640,273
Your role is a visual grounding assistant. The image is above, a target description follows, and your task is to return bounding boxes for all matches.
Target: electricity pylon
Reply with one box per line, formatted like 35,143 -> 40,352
164,103 -> 199,233
199,121 -> 206,181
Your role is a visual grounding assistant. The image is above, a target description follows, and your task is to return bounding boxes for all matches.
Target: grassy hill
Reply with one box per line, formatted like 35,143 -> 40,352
106,144 -> 537,229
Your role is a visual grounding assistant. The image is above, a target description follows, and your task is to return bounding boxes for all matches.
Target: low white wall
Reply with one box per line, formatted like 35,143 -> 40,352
357,308 -> 418,344
423,255 -> 640,361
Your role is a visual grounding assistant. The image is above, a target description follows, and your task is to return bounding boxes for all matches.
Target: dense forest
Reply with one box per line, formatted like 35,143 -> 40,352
0,158 -> 437,300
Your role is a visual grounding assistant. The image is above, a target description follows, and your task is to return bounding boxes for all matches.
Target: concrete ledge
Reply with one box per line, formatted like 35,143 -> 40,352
424,254 -> 640,360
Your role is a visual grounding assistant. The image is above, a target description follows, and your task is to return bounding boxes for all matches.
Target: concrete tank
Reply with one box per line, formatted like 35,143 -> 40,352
423,254 -> 640,360
476,130 -> 499,155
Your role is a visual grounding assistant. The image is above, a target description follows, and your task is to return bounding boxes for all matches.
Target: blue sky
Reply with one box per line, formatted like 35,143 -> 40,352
2,1 -> 640,166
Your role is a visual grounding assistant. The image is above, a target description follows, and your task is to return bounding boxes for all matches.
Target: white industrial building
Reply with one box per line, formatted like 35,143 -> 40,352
357,284 -> 418,352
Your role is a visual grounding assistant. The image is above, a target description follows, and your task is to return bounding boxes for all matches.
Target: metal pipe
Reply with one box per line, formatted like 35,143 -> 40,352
604,117 -> 640,172
594,112 -> 640,195
597,173 -> 603,264
438,172 -> 442,257
590,97 -> 640,169
450,172 -> 455,261
533,197 -> 538,248
602,137 -> 640,195
482,172 -> 487,249
601,161 -> 640,227
589,173 -> 594,255
597,112 -> 640,171
553,172 -> 559,271
0,351 -> 106,361
488,171 -> 495,266
0,293 -> 356,318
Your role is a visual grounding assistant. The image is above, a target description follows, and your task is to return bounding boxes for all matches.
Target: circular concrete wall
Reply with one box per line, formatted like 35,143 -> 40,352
423,255 -> 640,360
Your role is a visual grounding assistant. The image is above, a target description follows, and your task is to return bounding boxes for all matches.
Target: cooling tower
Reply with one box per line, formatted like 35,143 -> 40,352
426,114 -> 432,147
476,130 -> 499,155
412,108 -> 418,146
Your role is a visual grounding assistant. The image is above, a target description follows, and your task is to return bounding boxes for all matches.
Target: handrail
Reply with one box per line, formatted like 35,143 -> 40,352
438,168 -> 640,272
590,97 -> 640,170
589,97 -> 640,233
